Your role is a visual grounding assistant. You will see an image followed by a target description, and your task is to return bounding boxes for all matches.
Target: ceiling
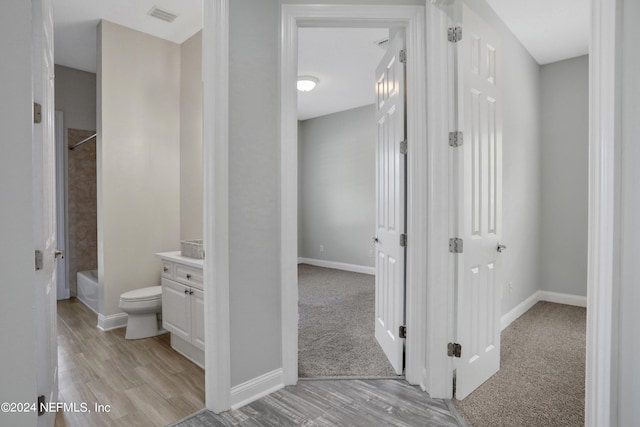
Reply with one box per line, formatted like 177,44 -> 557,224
52,0 -> 588,119
298,28 -> 388,121
486,0 -> 589,65
53,0 -> 203,73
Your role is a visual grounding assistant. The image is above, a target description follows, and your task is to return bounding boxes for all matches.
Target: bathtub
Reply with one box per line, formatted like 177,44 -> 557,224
77,270 -> 99,314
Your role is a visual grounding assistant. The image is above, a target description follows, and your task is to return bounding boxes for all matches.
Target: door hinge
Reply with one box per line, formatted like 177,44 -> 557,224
399,325 -> 407,339
448,27 -> 463,43
37,395 -> 45,416
449,131 -> 463,147
399,49 -> 407,64
35,250 -> 43,271
400,233 -> 407,247
448,342 -> 462,358
34,103 -> 42,124
449,238 -> 463,254
400,140 -> 408,155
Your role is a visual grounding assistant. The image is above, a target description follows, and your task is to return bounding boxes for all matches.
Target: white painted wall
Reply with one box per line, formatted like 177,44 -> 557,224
298,105 -> 376,269
180,31 -> 203,241
464,0 -> 543,316
617,0 -> 640,422
540,55 -> 588,297
97,20 -> 181,317
0,2 -> 37,425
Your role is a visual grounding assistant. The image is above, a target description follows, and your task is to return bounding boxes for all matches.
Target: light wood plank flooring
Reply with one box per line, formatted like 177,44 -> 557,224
171,379 -> 465,427
55,298 -> 205,427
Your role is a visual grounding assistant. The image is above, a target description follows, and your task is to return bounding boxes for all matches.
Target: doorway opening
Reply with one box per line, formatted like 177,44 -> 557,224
279,4 -> 430,388
296,26 -> 405,379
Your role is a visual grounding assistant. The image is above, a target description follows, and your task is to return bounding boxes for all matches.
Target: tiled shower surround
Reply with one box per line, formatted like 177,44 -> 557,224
67,128 -> 98,296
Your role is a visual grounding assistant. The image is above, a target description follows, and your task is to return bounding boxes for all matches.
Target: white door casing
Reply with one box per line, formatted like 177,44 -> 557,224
55,111 -> 68,300
374,30 -> 406,376
33,0 -> 58,424
454,4 -> 503,400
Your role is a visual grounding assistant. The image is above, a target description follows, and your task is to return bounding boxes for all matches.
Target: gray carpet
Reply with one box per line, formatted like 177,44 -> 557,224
298,264 -> 397,378
454,301 -> 586,427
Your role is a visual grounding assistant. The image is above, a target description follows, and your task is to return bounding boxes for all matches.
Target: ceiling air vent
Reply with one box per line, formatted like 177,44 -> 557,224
147,6 -> 179,23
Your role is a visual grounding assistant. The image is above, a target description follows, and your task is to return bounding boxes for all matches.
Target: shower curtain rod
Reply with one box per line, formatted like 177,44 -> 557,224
69,133 -> 97,151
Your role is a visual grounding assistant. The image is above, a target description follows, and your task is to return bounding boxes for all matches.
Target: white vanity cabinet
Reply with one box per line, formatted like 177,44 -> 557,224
156,252 -> 204,368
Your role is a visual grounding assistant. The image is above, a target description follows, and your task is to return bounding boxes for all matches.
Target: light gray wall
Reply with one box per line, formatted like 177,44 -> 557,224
540,55 -> 588,297
618,0 -> 640,422
54,65 -> 97,137
180,31 -> 203,241
464,0 -> 543,316
97,20 -> 181,316
229,0 -> 281,386
0,2 -> 37,424
298,105 -> 376,268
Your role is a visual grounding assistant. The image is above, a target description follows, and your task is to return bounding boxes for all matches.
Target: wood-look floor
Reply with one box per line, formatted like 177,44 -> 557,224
55,298 -> 205,427
171,379 -> 465,427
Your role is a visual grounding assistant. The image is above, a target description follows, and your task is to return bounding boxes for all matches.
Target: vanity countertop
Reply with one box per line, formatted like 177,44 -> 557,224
156,251 -> 204,269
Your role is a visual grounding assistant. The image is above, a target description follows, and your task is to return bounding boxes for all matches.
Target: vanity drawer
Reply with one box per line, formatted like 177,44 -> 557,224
175,264 -> 203,289
161,261 -> 174,279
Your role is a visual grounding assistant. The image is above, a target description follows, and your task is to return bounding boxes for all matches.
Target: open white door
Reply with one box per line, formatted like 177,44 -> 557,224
33,0 -> 58,424
374,30 -> 406,375
454,5 -> 503,400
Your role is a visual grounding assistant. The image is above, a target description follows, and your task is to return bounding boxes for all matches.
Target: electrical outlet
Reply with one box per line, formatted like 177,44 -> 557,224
319,245 -> 324,253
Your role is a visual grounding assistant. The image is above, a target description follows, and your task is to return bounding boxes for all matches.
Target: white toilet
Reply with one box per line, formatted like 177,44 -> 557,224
119,286 -> 164,339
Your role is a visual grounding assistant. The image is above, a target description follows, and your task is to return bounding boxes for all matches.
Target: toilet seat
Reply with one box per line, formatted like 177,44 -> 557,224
120,285 -> 162,302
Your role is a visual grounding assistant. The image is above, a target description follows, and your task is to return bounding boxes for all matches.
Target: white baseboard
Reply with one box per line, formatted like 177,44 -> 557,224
501,290 -> 588,331
97,312 -> 128,331
230,368 -> 284,410
501,291 -> 541,331
297,257 -> 375,275
538,290 -> 587,307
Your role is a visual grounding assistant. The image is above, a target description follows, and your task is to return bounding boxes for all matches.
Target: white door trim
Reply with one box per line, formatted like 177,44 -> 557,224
586,0 -> 619,425
55,110 -> 69,300
202,0 -> 231,413
279,3 -> 452,395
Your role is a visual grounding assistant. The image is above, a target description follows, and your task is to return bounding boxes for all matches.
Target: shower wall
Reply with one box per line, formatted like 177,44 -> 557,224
67,128 -> 98,295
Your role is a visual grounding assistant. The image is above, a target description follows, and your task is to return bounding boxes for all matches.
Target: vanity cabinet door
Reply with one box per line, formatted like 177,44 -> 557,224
191,288 -> 205,351
161,278 -> 191,342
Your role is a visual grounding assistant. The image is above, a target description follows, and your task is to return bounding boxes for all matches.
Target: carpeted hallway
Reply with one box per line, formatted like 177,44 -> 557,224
298,264 -> 397,378
454,301 -> 586,426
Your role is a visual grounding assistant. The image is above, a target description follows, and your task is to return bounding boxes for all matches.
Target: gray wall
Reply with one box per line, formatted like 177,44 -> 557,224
298,105 -> 376,268
618,0 -> 640,422
464,0 -> 543,316
0,2 -> 37,424
54,65 -> 97,139
180,31 -> 203,241
540,55 -> 588,297
97,20 -> 181,316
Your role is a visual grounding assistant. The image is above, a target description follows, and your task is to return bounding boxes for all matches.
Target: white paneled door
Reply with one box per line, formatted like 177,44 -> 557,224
33,0 -> 58,425
374,30 -> 406,375
454,5 -> 503,400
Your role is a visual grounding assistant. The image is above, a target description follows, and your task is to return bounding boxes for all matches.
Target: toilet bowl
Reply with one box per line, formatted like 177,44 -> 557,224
119,286 -> 164,339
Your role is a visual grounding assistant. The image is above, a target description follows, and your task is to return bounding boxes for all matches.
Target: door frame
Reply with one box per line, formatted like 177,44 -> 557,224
279,3 -> 449,392
586,0 -> 619,425
55,110 -> 68,300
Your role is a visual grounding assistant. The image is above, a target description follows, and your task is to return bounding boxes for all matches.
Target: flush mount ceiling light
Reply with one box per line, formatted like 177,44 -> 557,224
297,76 -> 319,92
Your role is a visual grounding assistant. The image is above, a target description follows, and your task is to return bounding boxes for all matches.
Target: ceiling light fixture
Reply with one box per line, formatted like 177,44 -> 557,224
297,76 -> 319,92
